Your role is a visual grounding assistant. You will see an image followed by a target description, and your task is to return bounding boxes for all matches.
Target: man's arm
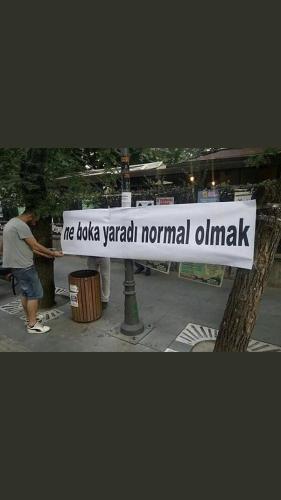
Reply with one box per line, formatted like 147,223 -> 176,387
0,239 -> 3,256
24,237 -> 63,258
33,249 -> 55,259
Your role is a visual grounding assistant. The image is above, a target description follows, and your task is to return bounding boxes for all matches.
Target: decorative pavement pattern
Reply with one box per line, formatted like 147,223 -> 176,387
165,323 -> 281,352
0,298 -> 23,315
0,287 -> 69,317
55,287 -> 69,297
0,288 -> 68,351
19,309 -> 64,323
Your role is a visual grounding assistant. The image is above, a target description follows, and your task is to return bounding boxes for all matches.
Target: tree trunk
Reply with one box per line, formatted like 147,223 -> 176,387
214,206 -> 281,352
33,216 -> 56,309
20,149 -> 56,309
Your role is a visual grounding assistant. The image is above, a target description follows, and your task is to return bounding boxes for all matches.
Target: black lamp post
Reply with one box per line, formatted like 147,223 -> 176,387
120,148 -> 144,336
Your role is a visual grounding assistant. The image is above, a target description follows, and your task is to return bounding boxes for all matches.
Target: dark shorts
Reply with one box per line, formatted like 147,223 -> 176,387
12,266 -> 43,300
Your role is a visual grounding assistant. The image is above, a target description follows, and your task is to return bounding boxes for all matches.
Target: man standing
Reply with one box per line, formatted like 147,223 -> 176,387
1,208 -> 63,334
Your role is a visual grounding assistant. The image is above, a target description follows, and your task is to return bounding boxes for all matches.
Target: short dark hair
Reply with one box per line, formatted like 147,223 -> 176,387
23,207 -> 39,216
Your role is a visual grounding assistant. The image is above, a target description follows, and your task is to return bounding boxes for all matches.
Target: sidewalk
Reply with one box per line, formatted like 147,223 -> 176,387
0,256 -> 280,352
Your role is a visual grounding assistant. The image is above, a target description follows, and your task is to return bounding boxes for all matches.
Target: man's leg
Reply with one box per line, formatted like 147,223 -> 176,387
87,257 -> 98,272
13,272 -> 33,321
88,257 -> 110,307
26,299 -> 39,327
99,258 -> 111,304
22,267 -> 50,333
21,296 -> 28,315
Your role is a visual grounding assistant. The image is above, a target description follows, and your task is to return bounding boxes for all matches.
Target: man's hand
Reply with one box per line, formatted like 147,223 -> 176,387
53,250 -> 64,258
25,237 -> 64,259
33,249 -> 64,259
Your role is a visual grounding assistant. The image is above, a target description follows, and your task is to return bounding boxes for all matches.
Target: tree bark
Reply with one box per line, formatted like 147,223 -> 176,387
33,216 -> 56,309
214,206 -> 281,352
20,149 -> 56,309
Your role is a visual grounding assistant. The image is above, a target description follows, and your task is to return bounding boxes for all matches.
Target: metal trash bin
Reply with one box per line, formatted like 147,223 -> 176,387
69,270 -> 102,323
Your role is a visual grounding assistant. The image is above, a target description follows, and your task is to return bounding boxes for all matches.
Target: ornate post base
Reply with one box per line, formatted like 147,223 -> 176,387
120,259 -> 144,336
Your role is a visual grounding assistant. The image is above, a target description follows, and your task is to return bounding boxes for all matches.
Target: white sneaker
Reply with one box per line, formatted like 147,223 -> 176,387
24,314 -> 44,326
27,322 -> 51,334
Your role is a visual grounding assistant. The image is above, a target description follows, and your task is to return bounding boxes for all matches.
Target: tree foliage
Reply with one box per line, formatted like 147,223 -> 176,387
0,148 -> 25,208
0,147 -> 225,215
137,147 -> 224,165
246,148 -> 280,168
79,147 -> 224,169
0,148 -> 99,216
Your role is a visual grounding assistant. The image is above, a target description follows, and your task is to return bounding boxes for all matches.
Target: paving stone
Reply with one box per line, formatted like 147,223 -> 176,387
0,335 -> 30,352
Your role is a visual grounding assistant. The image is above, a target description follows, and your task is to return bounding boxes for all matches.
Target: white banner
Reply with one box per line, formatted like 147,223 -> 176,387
61,201 -> 257,269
